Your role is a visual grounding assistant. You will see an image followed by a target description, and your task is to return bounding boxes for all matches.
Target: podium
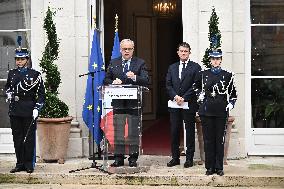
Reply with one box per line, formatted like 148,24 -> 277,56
99,85 -> 148,171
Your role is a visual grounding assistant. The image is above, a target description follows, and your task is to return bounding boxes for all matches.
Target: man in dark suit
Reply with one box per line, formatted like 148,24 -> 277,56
5,48 -> 45,173
104,39 -> 149,167
166,42 -> 201,168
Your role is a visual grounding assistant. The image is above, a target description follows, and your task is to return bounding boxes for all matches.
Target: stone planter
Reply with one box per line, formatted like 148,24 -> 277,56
37,116 -> 73,164
195,115 -> 235,165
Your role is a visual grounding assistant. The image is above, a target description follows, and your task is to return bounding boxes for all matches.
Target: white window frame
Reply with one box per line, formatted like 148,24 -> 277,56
0,29 -> 31,82
246,1 -> 284,155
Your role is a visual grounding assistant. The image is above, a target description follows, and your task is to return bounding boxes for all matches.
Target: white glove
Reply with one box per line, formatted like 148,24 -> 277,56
197,92 -> 205,103
5,92 -> 12,103
226,103 -> 234,113
33,109 -> 39,120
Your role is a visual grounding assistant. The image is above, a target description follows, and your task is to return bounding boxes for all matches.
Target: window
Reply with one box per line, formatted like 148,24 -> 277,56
251,0 -> 284,128
0,0 -> 31,79
0,0 -> 30,128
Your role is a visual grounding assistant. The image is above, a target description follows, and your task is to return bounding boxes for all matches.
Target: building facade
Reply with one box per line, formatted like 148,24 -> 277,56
0,0 -> 283,157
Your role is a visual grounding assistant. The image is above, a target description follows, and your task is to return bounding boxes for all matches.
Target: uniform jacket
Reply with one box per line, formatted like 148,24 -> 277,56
103,56 -> 149,110
5,68 -> 45,117
166,60 -> 201,113
194,68 -> 237,117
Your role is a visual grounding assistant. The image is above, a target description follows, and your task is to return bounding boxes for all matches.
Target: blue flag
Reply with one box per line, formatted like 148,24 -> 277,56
111,31 -> 121,59
82,29 -> 105,145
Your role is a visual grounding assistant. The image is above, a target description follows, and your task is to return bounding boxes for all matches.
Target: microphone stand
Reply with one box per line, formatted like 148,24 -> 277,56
78,64 -> 123,172
79,69 -> 104,168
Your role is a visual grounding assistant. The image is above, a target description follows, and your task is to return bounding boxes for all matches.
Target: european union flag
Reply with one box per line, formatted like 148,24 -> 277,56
111,31 -> 121,59
82,29 -> 105,145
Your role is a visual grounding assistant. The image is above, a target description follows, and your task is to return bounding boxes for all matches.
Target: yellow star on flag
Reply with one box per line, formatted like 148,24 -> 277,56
87,105 -> 92,110
97,106 -> 101,112
92,63 -> 98,69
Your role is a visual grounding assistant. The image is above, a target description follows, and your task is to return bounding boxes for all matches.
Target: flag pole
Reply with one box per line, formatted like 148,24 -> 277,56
91,16 -> 98,167
115,14 -> 118,32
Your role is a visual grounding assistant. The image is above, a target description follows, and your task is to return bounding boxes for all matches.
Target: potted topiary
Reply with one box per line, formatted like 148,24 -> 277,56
37,6 -> 72,164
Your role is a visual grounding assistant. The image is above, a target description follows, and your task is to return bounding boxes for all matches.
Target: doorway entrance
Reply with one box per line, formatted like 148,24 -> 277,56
104,0 -> 183,155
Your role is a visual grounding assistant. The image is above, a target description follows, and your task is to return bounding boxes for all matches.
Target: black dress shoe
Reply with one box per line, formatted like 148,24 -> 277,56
26,168 -> 34,173
10,167 -> 25,173
205,168 -> 215,175
110,160 -> 124,167
184,160 -> 193,168
216,169 -> 224,176
129,161 -> 137,167
167,159 -> 180,167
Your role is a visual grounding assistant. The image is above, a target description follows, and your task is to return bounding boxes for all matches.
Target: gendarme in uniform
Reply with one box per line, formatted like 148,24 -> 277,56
5,47 -> 45,173
193,49 -> 237,176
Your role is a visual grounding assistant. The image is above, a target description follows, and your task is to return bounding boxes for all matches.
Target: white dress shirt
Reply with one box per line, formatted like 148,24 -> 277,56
179,59 -> 189,79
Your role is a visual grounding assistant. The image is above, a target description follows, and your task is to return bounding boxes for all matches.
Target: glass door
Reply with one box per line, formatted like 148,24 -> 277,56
0,0 -> 30,153
249,0 -> 284,155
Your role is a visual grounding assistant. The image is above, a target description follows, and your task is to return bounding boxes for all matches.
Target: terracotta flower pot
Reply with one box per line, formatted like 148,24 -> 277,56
37,116 -> 72,164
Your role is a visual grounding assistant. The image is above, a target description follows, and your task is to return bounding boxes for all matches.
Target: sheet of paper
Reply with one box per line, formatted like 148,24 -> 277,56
168,100 -> 189,109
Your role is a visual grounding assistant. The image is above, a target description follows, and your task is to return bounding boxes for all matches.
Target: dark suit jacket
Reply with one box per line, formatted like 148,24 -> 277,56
166,60 -> 201,113
104,56 -> 149,86
103,56 -> 149,111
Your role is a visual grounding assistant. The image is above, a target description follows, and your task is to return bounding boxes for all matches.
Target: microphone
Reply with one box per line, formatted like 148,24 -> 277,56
78,69 -> 105,77
79,62 -> 126,77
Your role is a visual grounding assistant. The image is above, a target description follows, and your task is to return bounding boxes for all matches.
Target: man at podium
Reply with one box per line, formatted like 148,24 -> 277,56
104,39 -> 149,167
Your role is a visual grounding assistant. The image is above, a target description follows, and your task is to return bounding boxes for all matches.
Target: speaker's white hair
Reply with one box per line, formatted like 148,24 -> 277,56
120,39 -> 135,47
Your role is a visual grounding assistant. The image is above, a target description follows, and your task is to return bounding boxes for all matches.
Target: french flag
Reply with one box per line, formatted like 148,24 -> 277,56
100,29 -> 129,150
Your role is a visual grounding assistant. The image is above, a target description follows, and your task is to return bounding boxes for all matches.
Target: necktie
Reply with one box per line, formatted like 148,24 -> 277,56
123,60 -> 129,75
181,62 -> 186,79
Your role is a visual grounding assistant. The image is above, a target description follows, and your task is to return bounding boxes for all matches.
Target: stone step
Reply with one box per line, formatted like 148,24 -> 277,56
0,155 -> 284,188
0,184 -> 282,189
0,169 -> 283,187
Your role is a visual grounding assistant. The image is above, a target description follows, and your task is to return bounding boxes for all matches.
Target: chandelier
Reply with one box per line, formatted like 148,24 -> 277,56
153,0 -> 177,17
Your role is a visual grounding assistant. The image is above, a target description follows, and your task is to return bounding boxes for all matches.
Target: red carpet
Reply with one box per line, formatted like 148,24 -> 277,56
142,117 -> 171,155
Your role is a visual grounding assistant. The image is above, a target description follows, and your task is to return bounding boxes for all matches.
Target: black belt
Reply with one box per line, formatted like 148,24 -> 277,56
13,95 -> 35,101
205,91 -> 226,99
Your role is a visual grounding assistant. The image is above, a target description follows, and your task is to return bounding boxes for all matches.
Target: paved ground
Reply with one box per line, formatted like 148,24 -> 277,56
0,184 -> 283,189
0,154 -> 284,188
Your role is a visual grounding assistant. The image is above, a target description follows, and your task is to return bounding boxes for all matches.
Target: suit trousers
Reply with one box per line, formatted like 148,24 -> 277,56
10,116 -> 36,169
200,116 -> 227,170
169,109 -> 196,160
113,112 -> 139,162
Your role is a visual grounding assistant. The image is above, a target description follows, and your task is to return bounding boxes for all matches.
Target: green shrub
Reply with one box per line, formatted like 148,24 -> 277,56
39,6 -> 68,118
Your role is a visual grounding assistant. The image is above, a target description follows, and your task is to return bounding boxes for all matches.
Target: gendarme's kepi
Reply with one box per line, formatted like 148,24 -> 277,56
15,48 -> 29,58
209,49 -> 222,58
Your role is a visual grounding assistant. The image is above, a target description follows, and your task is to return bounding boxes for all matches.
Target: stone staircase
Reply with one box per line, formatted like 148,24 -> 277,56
0,155 -> 283,188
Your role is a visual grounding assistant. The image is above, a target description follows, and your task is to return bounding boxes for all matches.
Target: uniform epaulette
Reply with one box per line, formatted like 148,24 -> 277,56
202,68 -> 210,71
220,68 -> 233,74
